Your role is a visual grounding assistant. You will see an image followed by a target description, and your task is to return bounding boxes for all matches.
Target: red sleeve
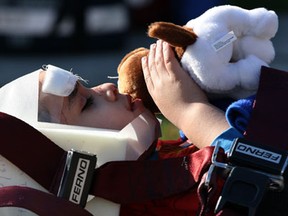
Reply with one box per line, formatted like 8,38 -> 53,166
156,139 -> 199,159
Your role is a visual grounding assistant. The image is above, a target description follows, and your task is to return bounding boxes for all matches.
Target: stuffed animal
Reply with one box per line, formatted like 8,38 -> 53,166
117,5 -> 278,112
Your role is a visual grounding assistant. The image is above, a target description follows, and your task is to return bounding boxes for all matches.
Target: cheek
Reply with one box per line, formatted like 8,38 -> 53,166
73,108 -> 130,130
100,109 -> 135,130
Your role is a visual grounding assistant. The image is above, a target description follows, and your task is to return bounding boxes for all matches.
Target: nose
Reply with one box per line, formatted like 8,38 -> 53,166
92,83 -> 118,102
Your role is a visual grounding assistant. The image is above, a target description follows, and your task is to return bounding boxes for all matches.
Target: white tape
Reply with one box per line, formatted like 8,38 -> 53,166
42,65 -> 79,96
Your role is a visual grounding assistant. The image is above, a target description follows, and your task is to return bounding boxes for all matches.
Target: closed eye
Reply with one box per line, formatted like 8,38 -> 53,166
82,96 -> 94,111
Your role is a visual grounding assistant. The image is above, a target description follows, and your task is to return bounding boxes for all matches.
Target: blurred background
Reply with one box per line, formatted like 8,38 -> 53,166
0,0 -> 287,138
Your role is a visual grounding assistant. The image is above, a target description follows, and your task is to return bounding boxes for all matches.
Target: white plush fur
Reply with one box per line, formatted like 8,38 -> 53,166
181,5 -> 278,98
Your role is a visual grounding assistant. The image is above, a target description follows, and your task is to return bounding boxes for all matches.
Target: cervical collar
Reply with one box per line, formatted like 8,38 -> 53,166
0,65 -> 160,216
0,64 -> 81,125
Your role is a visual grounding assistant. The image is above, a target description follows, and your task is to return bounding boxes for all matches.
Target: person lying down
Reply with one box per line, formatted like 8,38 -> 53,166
0,41 -> 231,216
0,64 -> 164,216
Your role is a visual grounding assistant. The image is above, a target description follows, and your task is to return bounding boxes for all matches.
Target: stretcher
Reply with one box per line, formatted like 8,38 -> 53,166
0,66 -> 288,216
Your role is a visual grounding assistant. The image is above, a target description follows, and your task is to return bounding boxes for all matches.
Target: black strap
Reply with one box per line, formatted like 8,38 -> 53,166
243,66 -> 288,216
0,186 -> 92,216
0,111 -> 214,204
244,66 -> 288,150
0,112 -> 66,194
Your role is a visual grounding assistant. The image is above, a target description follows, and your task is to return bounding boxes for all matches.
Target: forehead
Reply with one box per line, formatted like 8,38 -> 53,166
38,65 -> 82,123
41,65 -> 80,97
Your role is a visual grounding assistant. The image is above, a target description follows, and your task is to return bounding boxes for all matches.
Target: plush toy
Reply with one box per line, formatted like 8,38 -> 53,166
117,5 -> 278,112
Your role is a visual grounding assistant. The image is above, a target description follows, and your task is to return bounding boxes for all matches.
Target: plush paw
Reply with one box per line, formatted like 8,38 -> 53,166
237,55 -> 268,90
248,8 -> 278,39
233,36 -> 275,63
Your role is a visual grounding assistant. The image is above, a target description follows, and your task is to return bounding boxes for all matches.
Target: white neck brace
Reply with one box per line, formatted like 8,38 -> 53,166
0,65 -> 160,216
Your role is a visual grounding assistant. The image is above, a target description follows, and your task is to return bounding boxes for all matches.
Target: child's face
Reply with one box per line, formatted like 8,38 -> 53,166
39,71 -> 148,130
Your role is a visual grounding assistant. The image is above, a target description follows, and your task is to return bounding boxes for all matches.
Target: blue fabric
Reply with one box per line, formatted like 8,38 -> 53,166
210,95 -> 255,152
180,96 -> 254,152
210,127 -> 244,152
225,95 -> 255,133
179,130 -> 187,141
210,97 -> 236,112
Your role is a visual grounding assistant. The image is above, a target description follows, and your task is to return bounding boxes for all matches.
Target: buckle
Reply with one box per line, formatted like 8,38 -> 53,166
57,149 -> 97,208
228,138 -> 288,175
205,138 -> 287,216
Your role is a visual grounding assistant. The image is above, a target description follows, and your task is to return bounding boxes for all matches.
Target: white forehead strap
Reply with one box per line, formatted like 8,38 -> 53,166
42,64 -> 85,97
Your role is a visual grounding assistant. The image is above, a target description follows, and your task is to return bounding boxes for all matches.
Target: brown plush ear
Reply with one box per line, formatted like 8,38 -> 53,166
117,47 -> 159,113
148,22 -> 197,47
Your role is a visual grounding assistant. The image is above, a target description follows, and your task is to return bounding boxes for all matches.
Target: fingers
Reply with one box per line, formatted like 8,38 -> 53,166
142,40 -> 172,78
142,40 -> 165,93
154,40 -> 169,76
142,40 -> 182,95
162,41 -> 181,77
142,52 -> 154,91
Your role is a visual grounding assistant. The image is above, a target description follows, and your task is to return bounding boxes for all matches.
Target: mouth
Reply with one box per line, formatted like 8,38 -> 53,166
126,95 -> 134,111
126,95 -> 143,112
131,98 -> 143,112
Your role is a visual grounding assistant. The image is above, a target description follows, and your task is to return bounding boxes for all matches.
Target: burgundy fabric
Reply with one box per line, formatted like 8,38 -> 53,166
244,66 -> 288,150
241,66 -> 288,216
91,145 -> 214,204
119,143 -> 218,216
0,112 -> 66,194
0,186 -> 92,216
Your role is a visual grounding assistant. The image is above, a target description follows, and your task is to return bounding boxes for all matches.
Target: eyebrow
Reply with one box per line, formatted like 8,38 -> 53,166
67,82 -> 79,110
